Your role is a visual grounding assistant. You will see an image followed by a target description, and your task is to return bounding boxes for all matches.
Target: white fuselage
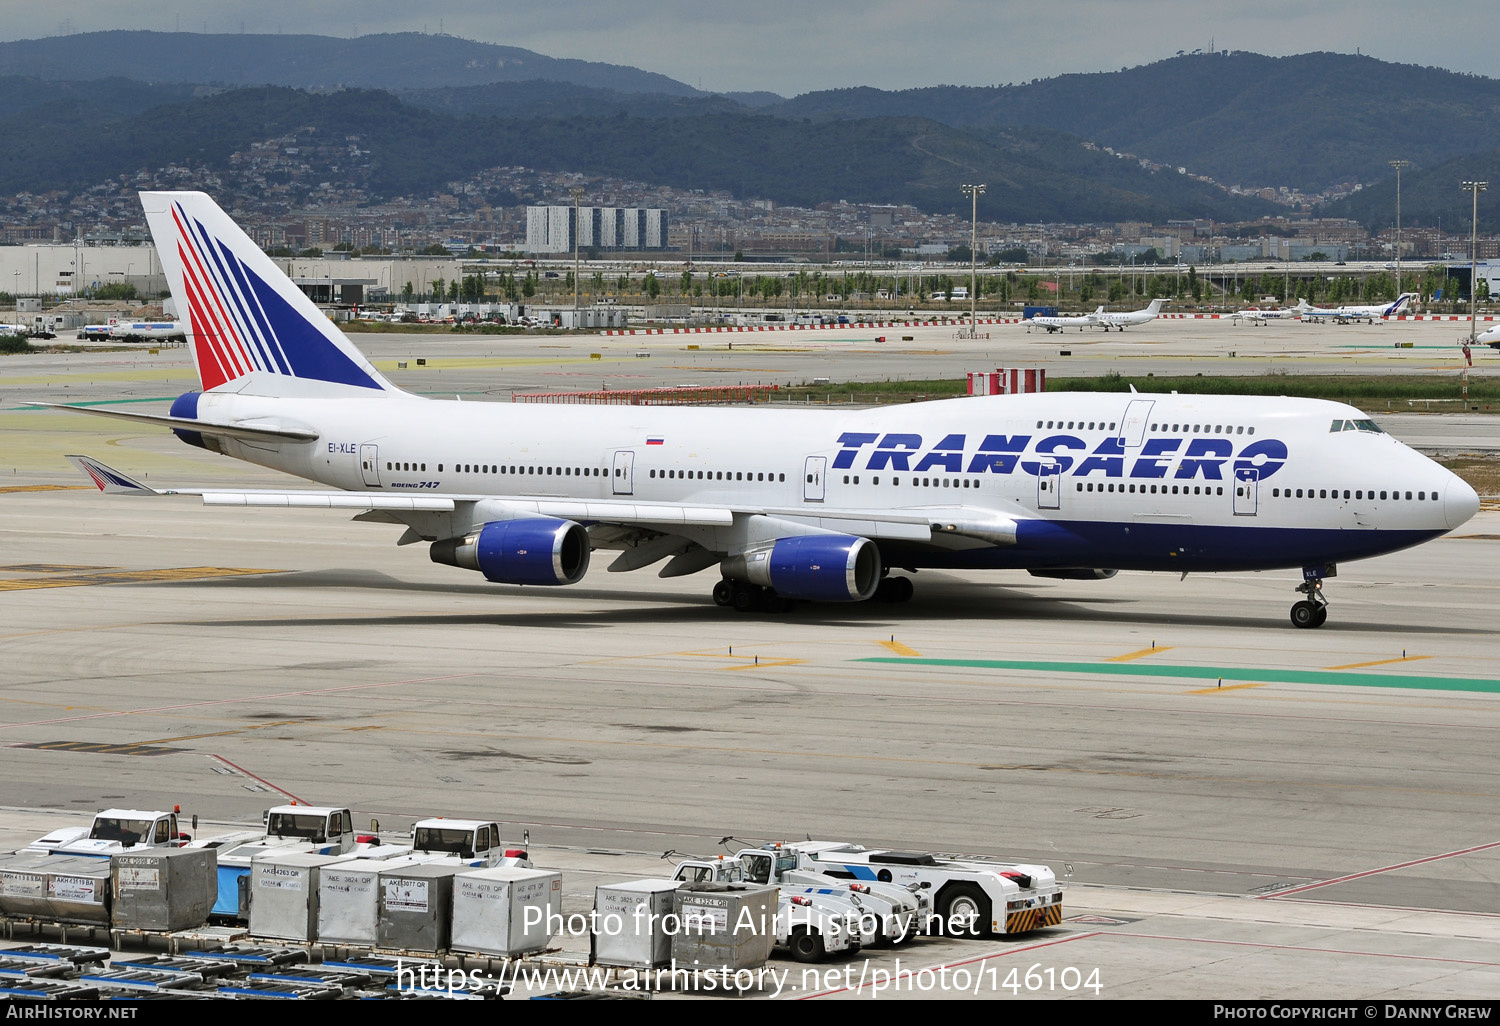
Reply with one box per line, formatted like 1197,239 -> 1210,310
182,388 -> 1475,576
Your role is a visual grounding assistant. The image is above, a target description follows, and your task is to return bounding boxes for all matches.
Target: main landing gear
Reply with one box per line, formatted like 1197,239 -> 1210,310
1290,579 -> 1329,629
711,575 -> 915,613
712,579 -> 796,614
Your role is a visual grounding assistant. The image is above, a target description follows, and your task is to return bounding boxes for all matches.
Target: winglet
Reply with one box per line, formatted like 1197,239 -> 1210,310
65,455 -> 161,495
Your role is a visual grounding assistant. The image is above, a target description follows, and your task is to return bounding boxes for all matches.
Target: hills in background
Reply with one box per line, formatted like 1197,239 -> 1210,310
0,31 -> 1496,228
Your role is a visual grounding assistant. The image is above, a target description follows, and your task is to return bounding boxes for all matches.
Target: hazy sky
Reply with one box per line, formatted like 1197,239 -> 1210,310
14,0 -> 1493,95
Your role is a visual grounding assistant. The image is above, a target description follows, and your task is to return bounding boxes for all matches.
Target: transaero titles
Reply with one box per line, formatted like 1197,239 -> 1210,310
832,432 -> 1289,480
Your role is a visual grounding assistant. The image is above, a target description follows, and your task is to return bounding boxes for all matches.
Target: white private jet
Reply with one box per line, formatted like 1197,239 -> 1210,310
1028,307 -> 1103,333
1295,293 -> 1415,324
34,192 -> 1479,630
1227,306 -> 1297,326
1094,298 -> 1165,331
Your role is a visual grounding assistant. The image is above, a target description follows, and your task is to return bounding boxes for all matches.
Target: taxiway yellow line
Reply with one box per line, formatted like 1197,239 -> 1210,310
1106,646 -> 1174,662
877,640 -> 922,657
1185,683 -> 1267,694
1324,656 -> 1432,670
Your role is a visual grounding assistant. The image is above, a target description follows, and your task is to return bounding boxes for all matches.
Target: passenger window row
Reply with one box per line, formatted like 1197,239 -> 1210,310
1037,420 -> 1118,430
1273,488 -> 1435,501
1078,482 -> 1225,495
447,464 -> 605,476
649,470 -> 786,482
841,474 -> 982,489
1147,423 -> 1255,435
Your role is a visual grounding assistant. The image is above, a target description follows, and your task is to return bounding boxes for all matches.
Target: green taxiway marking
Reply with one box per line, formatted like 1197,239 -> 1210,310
855,657 -> 1500,694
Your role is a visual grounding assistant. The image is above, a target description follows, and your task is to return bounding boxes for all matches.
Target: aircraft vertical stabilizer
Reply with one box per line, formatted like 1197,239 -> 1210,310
140,191 -> 397,396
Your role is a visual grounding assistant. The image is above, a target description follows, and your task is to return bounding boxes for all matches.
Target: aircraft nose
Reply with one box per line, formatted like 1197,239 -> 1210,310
1445,474 -> 1480,530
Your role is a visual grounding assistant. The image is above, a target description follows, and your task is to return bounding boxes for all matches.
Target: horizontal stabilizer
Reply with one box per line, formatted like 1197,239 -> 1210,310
66,455 -> 160,495
31,402 -> 318,443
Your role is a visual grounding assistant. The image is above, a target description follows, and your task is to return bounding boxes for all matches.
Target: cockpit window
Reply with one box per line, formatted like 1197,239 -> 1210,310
1333,419 -> 1384,434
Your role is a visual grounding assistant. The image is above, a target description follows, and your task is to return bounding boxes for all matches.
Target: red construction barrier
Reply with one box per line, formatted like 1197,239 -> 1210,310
513,384 -> 778,405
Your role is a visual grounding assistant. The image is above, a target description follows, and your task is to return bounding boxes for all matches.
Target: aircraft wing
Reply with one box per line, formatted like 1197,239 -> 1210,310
66,455 -> 1021,546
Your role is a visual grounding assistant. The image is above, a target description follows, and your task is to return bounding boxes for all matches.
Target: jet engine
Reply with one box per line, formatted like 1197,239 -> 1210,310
724,534 -> 881,602
430,518 -> 591,586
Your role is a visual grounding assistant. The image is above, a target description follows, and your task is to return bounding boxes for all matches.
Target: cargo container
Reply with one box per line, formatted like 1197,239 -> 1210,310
591,879 -> 680,969
450,867 -> 561,957
110,847 -> 215,932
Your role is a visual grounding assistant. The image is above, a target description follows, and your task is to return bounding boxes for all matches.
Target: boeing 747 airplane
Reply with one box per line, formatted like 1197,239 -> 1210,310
38,193 -> 1479,629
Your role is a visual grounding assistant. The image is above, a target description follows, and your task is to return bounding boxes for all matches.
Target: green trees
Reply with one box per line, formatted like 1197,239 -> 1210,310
461,273 -> 487,302
644,272 -> 661,299
94,282 -> 137,301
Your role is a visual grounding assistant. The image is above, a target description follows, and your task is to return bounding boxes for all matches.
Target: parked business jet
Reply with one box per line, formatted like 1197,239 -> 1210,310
1295,293 -> 1415,324
1029,307 -> 1103,333
1094,298 -> 1165,331
37,193 -> 1479,629
1227,306 -> 1297,326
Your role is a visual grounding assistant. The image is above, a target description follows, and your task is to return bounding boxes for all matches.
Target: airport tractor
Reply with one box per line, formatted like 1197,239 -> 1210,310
671,858 -> 864,963
799,841 -> 1063,938
408,818 -> 523,867
188,805 -> 362,919
734,843 -> 928,944
24,808 -> 189,857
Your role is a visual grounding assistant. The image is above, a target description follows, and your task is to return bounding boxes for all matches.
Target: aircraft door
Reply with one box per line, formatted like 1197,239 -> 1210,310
1037,458 -> 1061,510
612,450 -> 635,495
1234,467 -> 1258,516
360,444 -> 380,487
803,456 -> 827,502
1117,399 -> 1154,448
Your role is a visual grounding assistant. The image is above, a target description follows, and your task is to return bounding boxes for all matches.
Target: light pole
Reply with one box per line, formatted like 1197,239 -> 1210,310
1389,159 -> 1411,296
1462,180 -> 1487,344
961,183 -> 985,332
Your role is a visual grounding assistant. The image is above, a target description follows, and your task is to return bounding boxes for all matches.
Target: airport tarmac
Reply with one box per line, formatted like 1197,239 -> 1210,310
1,317 -> 1499,999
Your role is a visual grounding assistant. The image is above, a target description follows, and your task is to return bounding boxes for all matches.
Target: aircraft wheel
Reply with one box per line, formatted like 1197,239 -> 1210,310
1290,601 -> 1319,629
1310,606 -> 1328,628
764,592 -> 795,614
892,576 -> 915,603
732,583 -> 759,613
712,580 -> 734,607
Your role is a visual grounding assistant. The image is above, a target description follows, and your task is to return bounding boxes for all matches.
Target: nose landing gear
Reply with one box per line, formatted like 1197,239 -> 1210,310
1290,579 -> 1328,629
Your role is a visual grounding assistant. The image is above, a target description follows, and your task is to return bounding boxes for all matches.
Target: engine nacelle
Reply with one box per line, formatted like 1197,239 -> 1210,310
1027,568 -> 1118,581
430,518 -> 591,586
726,534 -> 881,602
